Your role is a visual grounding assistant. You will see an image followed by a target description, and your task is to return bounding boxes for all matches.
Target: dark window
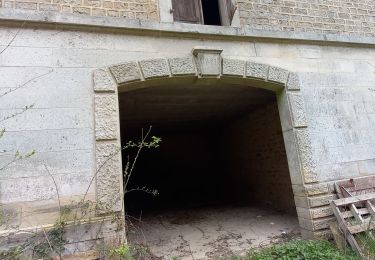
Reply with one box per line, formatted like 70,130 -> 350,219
201,0 -> 221,25
171,0 -> 237,26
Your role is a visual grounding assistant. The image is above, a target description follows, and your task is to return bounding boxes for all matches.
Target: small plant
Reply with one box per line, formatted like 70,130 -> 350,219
244,239 -> 358,260
27,219 -> 66,259
356,230 -> 375,259
111,244 -> 133,259
110,243 -> 157,260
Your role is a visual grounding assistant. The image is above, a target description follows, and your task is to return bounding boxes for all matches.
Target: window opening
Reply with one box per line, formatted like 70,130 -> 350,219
201,0 -> 222,25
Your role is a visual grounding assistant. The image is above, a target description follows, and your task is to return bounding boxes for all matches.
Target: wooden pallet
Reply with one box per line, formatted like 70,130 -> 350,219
330,192 -> 375,257
335,177 -> 375,199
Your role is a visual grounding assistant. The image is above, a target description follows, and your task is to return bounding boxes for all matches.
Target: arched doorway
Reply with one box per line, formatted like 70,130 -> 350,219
92,47 -> 323,257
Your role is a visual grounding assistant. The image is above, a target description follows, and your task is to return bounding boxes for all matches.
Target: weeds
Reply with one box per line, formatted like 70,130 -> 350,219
242,239 -> 358,260
110,243 -> 161,260
356,230 -> 375,259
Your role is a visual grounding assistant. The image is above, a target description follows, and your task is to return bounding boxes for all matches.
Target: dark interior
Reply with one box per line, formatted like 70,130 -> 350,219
119,83 -> 296,217
201,0 -> 222,25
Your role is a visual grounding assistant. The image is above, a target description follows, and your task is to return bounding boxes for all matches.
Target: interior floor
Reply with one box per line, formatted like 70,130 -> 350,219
127,205 -> 300,259
119,82 -> 297,258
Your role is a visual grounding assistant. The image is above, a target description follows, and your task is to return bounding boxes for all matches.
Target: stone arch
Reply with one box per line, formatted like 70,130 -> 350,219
92,47 -> 327,238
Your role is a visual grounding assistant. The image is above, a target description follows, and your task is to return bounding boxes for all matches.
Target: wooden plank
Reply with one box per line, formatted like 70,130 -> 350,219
330,222 -> 347,253
335,176 -> 375,198
341,208 -> 368,219
350,204 -> 364,223
367,201 -> 375,215
333,193 -> 375,207
330,201 -> 364,256
172,0 -> 203,24
347,219 -> 375,234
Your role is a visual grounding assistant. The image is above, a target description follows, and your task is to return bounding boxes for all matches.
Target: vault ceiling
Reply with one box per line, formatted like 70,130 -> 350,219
119,83 -> 275,130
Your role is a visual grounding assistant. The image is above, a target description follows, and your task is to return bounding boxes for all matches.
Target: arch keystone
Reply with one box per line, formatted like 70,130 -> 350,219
192,47 -> 223,77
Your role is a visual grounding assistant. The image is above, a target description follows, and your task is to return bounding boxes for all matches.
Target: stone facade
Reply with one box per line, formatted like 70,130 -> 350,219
1,0 -> 158,19
238,0 -> 375,36
1,0 -> 375,256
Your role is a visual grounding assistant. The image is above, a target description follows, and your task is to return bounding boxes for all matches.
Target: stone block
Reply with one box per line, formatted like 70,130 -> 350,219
268,66 -> 289,85
297,205 -> 333,220
293,183 -> 329,196
277,89 -> 293,131
168,56 -> 196,76
93,68 -> 115,92
314,229 -> 333,240
222,58 -> 245,77
95,141 -> 123,213
296,207 -> 312,219
313,217 -> 336,231
311,206 -> 333,219
193,47 -> 223,76
109,61 -> 141,84
308,194 -> 336,208
139,58 -> 170,79
94,94 -> 118,141
295,194 -> 336,209
288,93 -> 307,127
294,196 -> 309,208
287,72 -> 301,90
282,130 -> 304,185
294,129 -> 318,183
245,62 -> 268,80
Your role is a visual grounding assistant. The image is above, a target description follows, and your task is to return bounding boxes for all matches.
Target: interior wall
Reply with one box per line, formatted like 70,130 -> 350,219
123,127 -> 228,213
221,100 -> 295,213
122,98 -> 295,215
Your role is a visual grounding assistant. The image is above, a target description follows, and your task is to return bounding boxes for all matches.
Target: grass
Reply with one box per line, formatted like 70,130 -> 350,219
356,230 -> 375,259
115,239 -> 360,260
230,239 -> 359,260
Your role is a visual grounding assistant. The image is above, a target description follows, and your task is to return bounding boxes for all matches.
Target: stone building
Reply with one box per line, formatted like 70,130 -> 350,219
1,0 -> 375,257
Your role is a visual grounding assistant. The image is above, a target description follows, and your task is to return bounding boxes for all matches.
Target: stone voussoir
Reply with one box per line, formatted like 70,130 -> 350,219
168,56 -> 197,76
139,58 -> 170,79
267,66 -> 289,85
93,68 -> 116,92
109,61 -> 142,85
287,72 -> 301,90
222,58 -> 246,77
245,61 -> 268,80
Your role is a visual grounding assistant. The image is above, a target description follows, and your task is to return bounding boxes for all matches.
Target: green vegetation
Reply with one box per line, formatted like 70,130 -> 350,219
356,230 -> 375,259
235,240 -> 358,260
110,243 -> 157,260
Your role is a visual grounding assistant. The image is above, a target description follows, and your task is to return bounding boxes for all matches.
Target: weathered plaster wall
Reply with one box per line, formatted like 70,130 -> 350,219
238,0 -> 375,36
1,0 -> 159,19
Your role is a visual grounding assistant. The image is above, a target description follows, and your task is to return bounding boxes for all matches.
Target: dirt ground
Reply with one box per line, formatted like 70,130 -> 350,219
126,205 -> 300,259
